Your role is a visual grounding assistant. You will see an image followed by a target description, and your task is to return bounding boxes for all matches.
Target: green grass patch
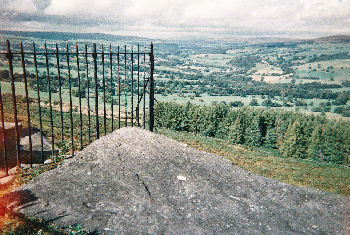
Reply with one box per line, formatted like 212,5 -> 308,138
1,214 -> 88,234
156,127 -> 350,196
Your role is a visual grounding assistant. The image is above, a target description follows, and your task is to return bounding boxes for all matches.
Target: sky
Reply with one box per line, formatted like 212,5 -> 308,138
0,0 -> 349,39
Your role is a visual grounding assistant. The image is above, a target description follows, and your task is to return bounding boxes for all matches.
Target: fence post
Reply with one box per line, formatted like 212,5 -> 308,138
143,48 -> 146,129
44,43 -> 55,156
109,44 -> 114,132
0,85 -> 8,175
93,43 -> 99,139
85,44 -> 91,143
75,43 -> 83,150
20,41 -> 33,168
66,44 -> 74,156
137,44 -> 140,127
131,46 -> 134,127
33,42 -> 44,163
6,40 -> 21,169
124,45 -> 128,127
55,43 -> 64,141
102,44 -> 107,135
118,46 -> 121,129
149,42 -> 154,132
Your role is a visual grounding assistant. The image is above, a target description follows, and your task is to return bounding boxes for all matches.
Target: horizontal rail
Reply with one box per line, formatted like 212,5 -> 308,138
0,52 -> 151,55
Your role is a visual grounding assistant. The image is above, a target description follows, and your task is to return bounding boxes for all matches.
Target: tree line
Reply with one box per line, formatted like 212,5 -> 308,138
155,102 -> 350,165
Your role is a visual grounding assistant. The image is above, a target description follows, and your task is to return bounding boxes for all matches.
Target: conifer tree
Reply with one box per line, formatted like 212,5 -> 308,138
280,120 -> 306,158
229,117 -> 245,144
321,122 -> 343,163
307,123 -> 323,160
335,121 -> 350,164
264,125 -> 277,148
245,116 -> 263,147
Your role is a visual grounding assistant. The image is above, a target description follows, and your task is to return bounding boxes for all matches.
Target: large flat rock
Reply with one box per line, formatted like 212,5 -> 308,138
3,128 -> 348,234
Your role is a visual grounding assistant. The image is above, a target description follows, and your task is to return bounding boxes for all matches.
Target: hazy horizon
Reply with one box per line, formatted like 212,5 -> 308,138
0,0 -> 349,40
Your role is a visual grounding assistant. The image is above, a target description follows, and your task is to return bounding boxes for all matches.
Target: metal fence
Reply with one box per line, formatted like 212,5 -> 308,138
0,40 -> 155,175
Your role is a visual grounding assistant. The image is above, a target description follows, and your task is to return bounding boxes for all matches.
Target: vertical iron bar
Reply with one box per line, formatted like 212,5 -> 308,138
0,85 -> 8,175
66,44 -> 74,156
44,43 -> 55,156
118,46 -> 121,129
124,45 -> 127,127
143,47 -> 146,129
76,43 -> 83,150
20,41 -> 33,168
6,40 -> 21,169
102,44 -> 106,135
149,43 -> 155,132
93,43 -> 99,139
55,43 -> 64,141
137,44 -> 140,127
33,42 -> 44,162
131,46 -> 134,127
85,44 -> 91,143
109,44 -> 114,131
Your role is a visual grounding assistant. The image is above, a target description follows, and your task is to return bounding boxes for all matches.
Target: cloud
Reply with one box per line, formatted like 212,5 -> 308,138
0,0 -> 349,39
33,0 -> 51,11
0,0 -> 37,13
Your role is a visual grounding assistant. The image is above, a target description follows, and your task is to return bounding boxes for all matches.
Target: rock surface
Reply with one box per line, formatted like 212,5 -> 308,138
1,122 -> 56,169
20,131 -> 58,164
3,127 -> 348,234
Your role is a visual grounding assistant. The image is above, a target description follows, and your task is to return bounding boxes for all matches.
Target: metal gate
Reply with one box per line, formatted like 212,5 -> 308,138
0,40 -> 155,174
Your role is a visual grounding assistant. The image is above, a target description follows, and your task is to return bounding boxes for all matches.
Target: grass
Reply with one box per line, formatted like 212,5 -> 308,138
1,214 -> 88,234
0,81 -> 148,113
156,127 -> 350,197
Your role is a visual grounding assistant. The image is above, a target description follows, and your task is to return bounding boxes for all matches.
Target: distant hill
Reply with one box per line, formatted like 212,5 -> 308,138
0,30 -> 151,43
212,35 -> 350,45
311,35 -> 350,43
213,36 -> 304,44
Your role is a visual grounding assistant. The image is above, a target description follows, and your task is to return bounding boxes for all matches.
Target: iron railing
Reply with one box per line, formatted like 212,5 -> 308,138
0,40 -> 155,175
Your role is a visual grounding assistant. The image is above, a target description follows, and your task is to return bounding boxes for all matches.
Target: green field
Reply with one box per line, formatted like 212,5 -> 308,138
157,128 -> 350,196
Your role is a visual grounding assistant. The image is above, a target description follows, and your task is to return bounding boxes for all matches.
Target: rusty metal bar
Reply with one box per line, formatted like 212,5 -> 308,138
143,48 -> 146,129
149,43 -> 154,132
44,43 -> 55,156
55,43 -> 64,141
20,41 -> 33,167
109,44 -> 114,131
66,44 -> 74,156
93,43 -> 99,139
124,45 -> 127,127
0,85 -> 8,175
33,42 -> 44,162
6,40 -> 21,168
135,77 -> 150,115
131,46 -> 134,127
102,44 -> 106,135
118,46 -> 121,129
85,44 -> 91,143
76,43 -> 83,150
137,44 -> 140,127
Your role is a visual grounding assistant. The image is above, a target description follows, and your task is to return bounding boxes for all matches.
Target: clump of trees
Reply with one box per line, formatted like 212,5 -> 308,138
155,102 -> 350,165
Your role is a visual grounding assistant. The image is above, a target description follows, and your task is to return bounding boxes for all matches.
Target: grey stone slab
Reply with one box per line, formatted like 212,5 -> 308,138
3,127 -> 348,234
